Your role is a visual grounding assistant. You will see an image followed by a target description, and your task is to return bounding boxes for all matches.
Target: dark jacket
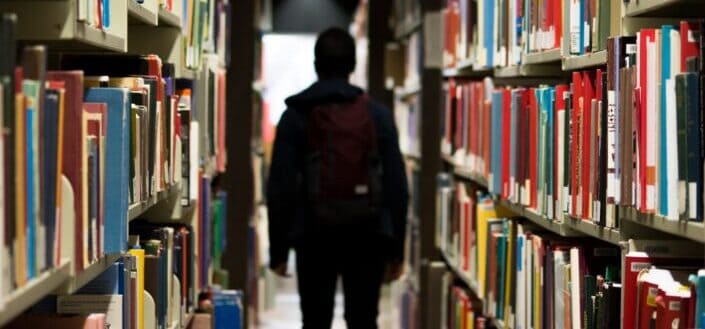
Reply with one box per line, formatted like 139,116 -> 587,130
267,79 -> 409,268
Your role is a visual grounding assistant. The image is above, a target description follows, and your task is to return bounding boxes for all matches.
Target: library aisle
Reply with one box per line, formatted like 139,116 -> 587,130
2,0 -> 705,329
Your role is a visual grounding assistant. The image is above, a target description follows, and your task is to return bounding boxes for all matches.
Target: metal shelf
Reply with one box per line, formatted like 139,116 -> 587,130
497,200 -> 582,237
158,7 -> 182,28
56,254 -> 123,294
0,260 -> 72,328
128,184 -> 182,221
493,63 -> 566,78
562,50 -> 608,71
442,59 -> 491,78
522,49 -> 562,64
620,207 -> 705,243
128,0 -> 158,25
625,0 -> 705,17
566,216 -> 624,246
0,1 -> 127,53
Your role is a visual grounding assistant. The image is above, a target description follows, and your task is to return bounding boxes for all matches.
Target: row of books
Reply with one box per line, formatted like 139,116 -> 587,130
439,178 -> 621,328
183,0 -> 231,70
0,14 -> 227,310
442,0 -> 618,69
78,0 -> 112,31
5,176 -> 234,329
441,21 -> 705,226
437,175 -> 705,328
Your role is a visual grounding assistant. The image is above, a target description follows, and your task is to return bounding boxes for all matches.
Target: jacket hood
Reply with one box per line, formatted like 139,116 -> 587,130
285,79 -> 363,109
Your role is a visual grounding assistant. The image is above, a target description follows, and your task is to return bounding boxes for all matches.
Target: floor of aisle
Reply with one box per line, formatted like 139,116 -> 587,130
258,268 -> 400,329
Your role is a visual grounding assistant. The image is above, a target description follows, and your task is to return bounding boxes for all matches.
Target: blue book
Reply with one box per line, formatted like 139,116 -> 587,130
78,262 -> 121,295
484,0 -> 495,67
491,91 -> 503,194
659,25 -> 674,217
696,271 -> 705,328
214,290 -> 243,329
26,108 -> 35,279
103,0 -> 110,29
537,89 -> 546,213
43,90 -> 60,270
85,88 -> 131,254
547,88 -> 555,215
496,227 -> 507,318
510,90 -> 521,198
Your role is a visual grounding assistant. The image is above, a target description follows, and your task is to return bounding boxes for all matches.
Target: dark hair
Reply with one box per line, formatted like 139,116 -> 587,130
314,27 -> 356,79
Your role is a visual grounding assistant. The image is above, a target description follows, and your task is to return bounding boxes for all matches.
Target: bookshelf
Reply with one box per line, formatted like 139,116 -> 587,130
0,0 -> 127,52
128,184 -> 182,221
127,0 -> 158,26
625,0 -> 705,18
522,49 -> 562,64
158,7 -> 181,28
57,254 -> 124,295
561,50 -> 608,70
0,0 -> 239,327
426,0 -> 705,322
0,261 -> 71,328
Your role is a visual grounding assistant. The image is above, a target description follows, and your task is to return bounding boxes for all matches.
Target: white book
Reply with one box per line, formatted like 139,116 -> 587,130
646,38 -> 658,211
569,0 -> 581,54
515,229 -> 526,329
189,122 -> 200,201
665,78 -> 679,220
554,250 -> 567,329
570,248 -> 581,329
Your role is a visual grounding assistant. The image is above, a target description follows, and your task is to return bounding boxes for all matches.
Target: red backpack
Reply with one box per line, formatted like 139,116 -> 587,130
305,94 -> 383,226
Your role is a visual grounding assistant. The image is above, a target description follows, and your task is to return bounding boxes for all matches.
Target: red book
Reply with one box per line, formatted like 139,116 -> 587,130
446,80 -> 456,150
638,29 -> 656,212
553,0 -> 562,49
467,84 -> 477,162
529,88 -> 538,209
656,286 -> 690,329
571,72 -> 583,216
216,71 -> 227,172
581,71 -> 595,219
501,88 -> 512,199
484,99 -> 492,177
455,84 -> 464,151
46,71 -> 85,272
680,21 -> 700,72
519,89 -> 530,204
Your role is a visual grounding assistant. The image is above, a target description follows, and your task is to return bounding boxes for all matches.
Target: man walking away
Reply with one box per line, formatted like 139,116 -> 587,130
267,27 -> 409,329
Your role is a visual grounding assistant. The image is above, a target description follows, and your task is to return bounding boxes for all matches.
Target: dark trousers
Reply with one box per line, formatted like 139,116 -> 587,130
295,232 -> 386,329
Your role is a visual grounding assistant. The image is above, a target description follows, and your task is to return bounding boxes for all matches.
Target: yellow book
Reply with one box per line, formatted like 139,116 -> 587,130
14,94 -> 26,287
54,88 -> 65,266
129,248 -> 145,329
475,198 -> 510,300
503,221 -> 515,325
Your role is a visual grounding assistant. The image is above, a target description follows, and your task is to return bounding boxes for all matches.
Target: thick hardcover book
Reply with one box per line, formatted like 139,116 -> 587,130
1,15 -> 16,272
682,73 -> 703,221
47,71 -> 85,271
85,88 -> 130,254
42,89 -> 61,270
